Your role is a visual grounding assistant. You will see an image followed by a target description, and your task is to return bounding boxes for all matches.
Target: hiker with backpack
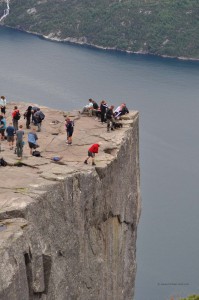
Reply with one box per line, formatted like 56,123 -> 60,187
34,108 -> 45,132
65,117 -> 74,145
12,106 -> 21,132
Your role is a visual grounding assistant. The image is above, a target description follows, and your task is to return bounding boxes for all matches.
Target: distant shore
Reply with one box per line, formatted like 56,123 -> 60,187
2,25 -> 199,62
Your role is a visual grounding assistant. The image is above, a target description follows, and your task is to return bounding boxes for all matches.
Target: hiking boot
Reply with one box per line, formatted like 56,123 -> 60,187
92,162 -> 96,166
84,160 -> 88,164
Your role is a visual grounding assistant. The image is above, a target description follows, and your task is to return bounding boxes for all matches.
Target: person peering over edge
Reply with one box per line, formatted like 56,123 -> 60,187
84,142 -> 102,166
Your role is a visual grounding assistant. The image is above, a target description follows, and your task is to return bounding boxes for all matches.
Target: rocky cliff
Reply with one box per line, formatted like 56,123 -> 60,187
0,104 -> 141,300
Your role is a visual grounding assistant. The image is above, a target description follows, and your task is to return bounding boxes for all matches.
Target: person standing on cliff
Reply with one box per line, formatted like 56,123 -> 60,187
84,142 -> 102,166
34,108 -> 45,132
16,124 -> 24,159
28,127 -> 39,155
65,117 -> 74,145
100,100 -> 108,123
6,122 -> 15,150
24,105 -> 32,129
0,96 -> 6,116
0,115 -> 6,141
12,106 -> 20,133
106,105 -> 115,132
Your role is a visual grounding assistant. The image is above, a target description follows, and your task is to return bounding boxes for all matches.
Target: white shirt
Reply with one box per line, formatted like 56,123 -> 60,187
0,98 -> 6,107
85,102 -> 93,108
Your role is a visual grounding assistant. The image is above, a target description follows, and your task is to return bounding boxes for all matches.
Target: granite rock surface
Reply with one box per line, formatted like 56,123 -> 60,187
0,103 -> 140,300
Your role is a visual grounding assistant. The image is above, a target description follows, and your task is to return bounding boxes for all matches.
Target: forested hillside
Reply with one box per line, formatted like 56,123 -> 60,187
1,0 -> 199,58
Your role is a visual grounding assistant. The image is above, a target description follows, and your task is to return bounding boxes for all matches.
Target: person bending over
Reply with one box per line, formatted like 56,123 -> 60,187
28,127 -> 39,155
84,142 -> 101,166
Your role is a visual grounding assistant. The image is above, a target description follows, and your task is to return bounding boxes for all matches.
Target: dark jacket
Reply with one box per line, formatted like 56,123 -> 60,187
106,108 -> 114,120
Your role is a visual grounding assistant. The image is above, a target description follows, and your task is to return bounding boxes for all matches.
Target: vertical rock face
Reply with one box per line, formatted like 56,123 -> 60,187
0,110 -> 140,300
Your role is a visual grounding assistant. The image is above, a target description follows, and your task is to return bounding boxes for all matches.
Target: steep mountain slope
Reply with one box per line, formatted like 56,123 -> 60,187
1,0 -> 199,58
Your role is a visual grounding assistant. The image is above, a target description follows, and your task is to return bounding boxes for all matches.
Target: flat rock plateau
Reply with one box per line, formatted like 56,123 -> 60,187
0,102 -> 141,300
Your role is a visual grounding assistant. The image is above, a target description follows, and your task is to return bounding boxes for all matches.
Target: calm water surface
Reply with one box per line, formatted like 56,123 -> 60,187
1,26 -> 199,300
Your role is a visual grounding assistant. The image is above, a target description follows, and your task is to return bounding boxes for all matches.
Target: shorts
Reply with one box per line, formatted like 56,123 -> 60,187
88,151 -> 95,158
0,129 -> 5,136
28,142 -> 38,149
67,130 -> 73,137
1,107 -> 6,114
7,136 -> 14,142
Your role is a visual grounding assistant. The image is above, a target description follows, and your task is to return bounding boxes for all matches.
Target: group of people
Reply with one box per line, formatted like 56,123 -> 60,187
0,98 -> 43,159
81,98 -> 129,132
0,96 -> 129,165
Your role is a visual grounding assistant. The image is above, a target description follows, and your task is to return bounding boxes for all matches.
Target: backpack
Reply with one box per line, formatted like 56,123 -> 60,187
14,111 -> 21,120
0,157 -> 7,166
39,111 -> 45,121
32,150 -> 41,157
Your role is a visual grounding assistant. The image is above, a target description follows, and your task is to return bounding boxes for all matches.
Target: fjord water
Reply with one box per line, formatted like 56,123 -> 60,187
1,26 -> 199,300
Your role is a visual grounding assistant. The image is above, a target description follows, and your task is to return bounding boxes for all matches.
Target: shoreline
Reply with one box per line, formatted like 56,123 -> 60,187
2,25 -> 199,62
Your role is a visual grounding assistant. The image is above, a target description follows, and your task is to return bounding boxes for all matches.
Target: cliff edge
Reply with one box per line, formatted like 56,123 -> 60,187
0,103 -> 141,300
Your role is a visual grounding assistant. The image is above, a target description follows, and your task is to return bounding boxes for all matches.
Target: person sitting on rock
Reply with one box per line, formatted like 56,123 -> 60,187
114,103 -> 129,119
28,127 -> 39,155
81,98 -> 93,115
91,99 -> 99,117
84,142 -> 102,166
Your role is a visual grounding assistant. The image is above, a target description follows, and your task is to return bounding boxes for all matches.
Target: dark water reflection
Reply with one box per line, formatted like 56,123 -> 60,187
0,26 -> 199,300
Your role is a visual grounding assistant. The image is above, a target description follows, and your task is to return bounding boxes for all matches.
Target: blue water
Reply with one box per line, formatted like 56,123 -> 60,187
0,26 -> 199,300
